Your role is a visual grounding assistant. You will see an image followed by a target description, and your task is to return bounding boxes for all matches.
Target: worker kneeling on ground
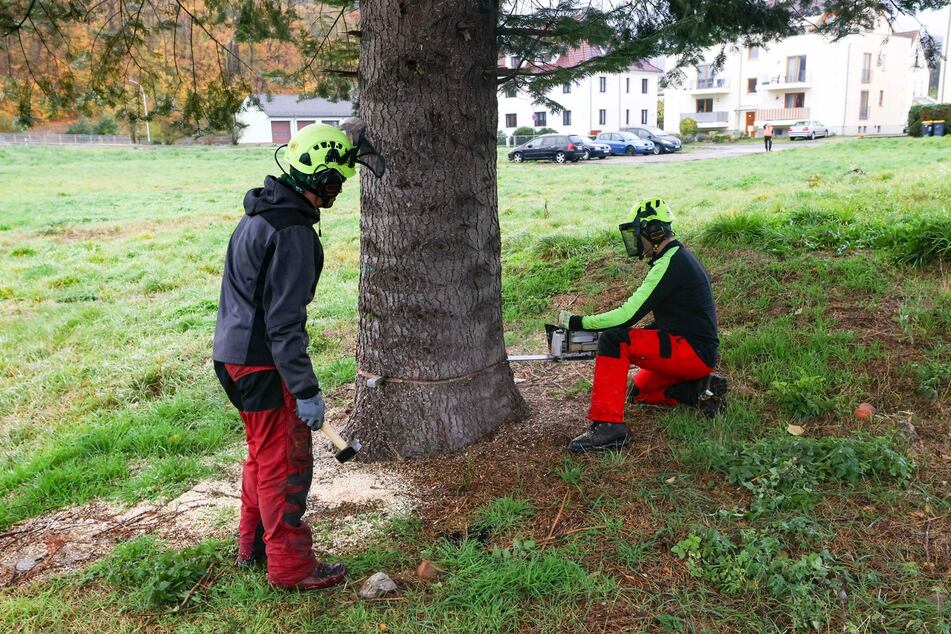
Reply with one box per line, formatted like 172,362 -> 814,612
561,198 -> 726,453
212,123 -> 380,590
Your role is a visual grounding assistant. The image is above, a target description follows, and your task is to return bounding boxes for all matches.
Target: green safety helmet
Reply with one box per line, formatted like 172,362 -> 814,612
618,197 -> 675,260
274,120 -> 386,203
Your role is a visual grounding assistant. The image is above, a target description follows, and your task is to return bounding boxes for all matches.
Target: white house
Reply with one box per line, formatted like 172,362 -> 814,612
236,94 -> 354,144
663,19 -> 931,137
498,44 -> 662,139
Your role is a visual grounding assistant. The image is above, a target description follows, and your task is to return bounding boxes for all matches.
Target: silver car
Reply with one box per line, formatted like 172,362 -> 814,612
788,120 -> 829,140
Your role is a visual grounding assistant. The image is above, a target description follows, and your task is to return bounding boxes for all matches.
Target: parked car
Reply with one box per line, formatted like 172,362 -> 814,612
594,131 -> 654,156
578,138 -> 611,160
508,134 -> 585,163
620,125 -> 683,154
788,120 -> 829,140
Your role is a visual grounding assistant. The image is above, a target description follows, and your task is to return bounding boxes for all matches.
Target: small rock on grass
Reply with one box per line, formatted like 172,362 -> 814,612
416,559 -> 438,580
358,572 -> 397,599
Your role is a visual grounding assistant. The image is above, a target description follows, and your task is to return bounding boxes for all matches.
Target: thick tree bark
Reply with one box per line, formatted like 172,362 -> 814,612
349,0 -> 528,460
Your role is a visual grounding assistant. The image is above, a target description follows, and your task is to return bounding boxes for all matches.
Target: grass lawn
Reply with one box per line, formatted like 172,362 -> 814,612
0,137 -> 949,632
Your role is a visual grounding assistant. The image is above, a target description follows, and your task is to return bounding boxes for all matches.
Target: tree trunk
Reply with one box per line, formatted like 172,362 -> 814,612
349,0 -> 528,460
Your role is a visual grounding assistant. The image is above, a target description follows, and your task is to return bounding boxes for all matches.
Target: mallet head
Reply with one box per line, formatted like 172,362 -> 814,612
335,439 -> 363,463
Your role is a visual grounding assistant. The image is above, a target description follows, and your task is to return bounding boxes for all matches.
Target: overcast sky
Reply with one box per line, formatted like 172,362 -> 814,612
893,7 -> 949,43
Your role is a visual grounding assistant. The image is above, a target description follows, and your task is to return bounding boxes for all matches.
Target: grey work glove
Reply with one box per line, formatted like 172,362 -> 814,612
296,393 -> 325,431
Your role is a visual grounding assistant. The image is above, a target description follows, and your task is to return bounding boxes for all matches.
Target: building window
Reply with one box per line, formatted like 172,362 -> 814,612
533,111 -> 546,127
504,85 -> 516,98
505,113 -> 517,128
748,46 -> 760,60
562,83 -> 571,94
320,120 -> 338,127
508,55 -> 518,69
785,55 -> 806,83
878,90 -> 884,107
598,109 -> 607,125
696,98 -> 714,113
859,90 -> 869,120
784,92 -> 805,108
641,109 -> 648,124
624,109 -> 629,125
861,53 -> 872,83
563,110 -> 572,126
747,78 -> 758,94
626,78 -> 630,93
641,78 -> 648,94
599,77 -> 607,93
697,64 -> 714,89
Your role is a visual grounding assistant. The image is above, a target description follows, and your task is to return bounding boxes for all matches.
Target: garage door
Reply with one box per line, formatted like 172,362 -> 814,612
296,120 -> 315,131
270,120 -> 291,143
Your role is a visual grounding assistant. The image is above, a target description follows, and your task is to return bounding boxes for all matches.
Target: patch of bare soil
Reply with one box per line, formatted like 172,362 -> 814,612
0,400 -> 418,587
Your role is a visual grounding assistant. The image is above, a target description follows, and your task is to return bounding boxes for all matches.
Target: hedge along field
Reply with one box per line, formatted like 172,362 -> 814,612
0,137 -> 949,631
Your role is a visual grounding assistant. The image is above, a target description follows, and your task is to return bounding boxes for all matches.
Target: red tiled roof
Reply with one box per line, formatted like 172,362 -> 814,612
501,43 -> 661,74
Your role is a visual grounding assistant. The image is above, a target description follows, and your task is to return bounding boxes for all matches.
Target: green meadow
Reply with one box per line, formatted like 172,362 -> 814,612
0,137 -> 949,632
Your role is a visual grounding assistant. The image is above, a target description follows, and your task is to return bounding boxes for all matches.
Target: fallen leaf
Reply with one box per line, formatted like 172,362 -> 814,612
787,424 -> 805,436
940,454 -> 951,463
379,625 -> 388,633
514,377 -> 526,384
909,511 -> 926,520
925,504 -> 933,515
662,566 -> 672,575
665,476 -> 677,484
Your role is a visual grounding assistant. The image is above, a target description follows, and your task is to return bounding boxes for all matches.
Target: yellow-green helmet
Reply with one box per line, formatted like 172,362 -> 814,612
619,197 -> 675,259
285,123 -> 357,180
626,197 -> 674,225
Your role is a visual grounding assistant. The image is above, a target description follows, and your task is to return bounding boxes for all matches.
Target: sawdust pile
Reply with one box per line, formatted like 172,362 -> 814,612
0,436 -> 418,587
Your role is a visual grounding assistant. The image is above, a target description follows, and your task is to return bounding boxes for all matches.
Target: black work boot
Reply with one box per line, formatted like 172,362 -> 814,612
568,422 -> 629,453
665,374 -> 728,418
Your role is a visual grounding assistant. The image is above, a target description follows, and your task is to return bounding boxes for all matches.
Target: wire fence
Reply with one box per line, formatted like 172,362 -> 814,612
0,133 -> 134,146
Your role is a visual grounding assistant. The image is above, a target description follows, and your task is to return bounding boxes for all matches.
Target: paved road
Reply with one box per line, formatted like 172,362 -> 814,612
601,137 -> 843,164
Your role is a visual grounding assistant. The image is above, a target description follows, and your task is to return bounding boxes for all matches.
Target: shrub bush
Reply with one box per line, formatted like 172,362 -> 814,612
679,117 -> 698,137
906,103 -> 951,137
94,115 -> 119,135
536,127 -> 558,134
66,117 -> 94,135
512,126 -> 535,137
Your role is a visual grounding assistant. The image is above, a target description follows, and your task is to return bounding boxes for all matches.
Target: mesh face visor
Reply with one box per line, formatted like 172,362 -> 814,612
339,118 -> 387,178
619,221 -> 643,258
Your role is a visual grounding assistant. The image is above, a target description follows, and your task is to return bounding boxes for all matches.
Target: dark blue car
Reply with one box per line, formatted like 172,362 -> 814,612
594,131 -> 655,156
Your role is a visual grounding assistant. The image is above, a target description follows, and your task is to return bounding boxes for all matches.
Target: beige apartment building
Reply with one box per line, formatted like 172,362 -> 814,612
663,19 -> 931,137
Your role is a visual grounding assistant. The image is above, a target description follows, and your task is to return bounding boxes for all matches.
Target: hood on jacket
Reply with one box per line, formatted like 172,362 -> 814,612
243,175 -> 318,221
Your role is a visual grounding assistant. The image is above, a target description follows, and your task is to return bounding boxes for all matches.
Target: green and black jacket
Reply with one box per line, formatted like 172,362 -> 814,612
568,241 -> 719,367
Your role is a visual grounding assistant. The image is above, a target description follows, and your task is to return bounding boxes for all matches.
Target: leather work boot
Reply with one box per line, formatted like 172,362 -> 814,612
568,422 -> 629,453
665,374 -> 728,418
271,562 -> 348,591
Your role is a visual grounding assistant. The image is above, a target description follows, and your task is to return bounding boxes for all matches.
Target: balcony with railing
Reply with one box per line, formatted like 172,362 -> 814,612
684,77 -> 730,94
680,111 -> 730,127
761,71 -> 813,89
756,107 -> 810,122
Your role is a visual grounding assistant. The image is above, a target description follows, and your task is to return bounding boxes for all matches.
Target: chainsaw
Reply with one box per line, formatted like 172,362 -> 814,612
507,324 -> 600,362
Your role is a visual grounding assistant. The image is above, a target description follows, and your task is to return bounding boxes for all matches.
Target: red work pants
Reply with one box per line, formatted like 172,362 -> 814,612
215,362 -> 316,586
588,328 -> 713,424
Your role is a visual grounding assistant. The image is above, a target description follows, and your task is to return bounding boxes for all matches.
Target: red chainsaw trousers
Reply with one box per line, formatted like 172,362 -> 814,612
215,362 -> 316,586
588,328 -> 713,424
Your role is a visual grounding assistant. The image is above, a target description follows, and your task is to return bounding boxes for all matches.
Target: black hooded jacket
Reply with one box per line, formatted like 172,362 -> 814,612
213,176 -> 324,399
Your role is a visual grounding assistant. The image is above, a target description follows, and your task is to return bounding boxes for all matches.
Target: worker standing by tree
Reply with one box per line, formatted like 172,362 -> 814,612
560,198 -> 727,453
763,123 -> 775,151
211,124 -> 358,590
